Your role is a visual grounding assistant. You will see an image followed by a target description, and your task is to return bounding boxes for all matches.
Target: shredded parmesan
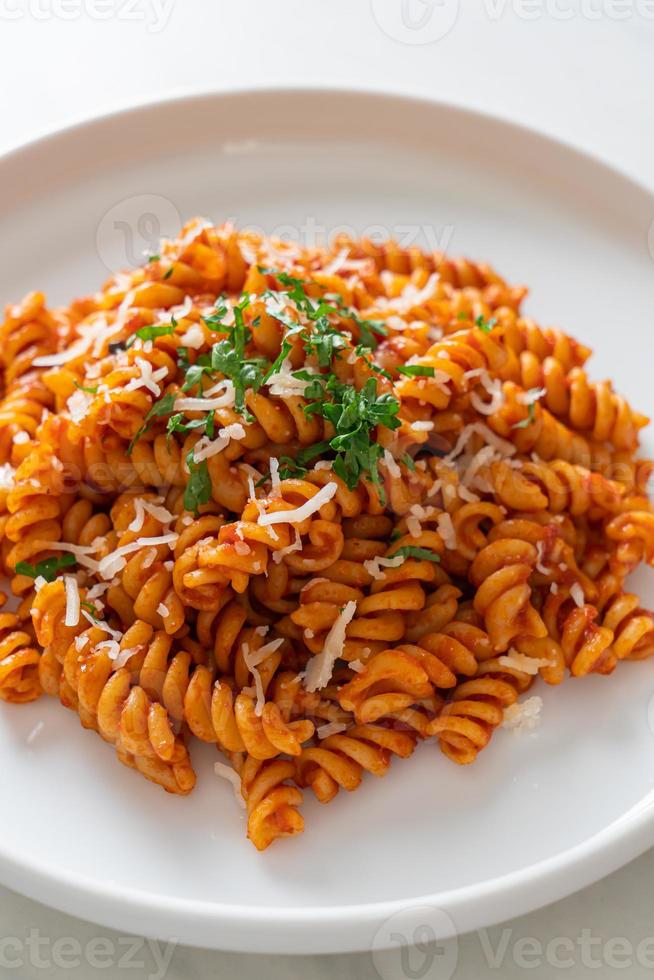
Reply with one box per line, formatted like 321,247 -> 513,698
349,659 -> 365,673
570,582 -> 585,607
157,603 -> 169,617
317,722 -> 347,739
498,649 -> 553,675
272,528 -> 302,564
180,322 -> 204,349
502,696 -> 543,733
269,457 -> 281,497
26,721 -> 45,745
436,512 -> 457,550
128,496 -> 174,533
97,533 -> 178,580
242,643 -> 266,716
383,449 -> 401,479
363,553 -> 405,580
257,481 -> 337,526
64,576 -> 80,627
192,423 -> 246,463
125,357 -> 168,396
517,387 -> 547,405
0,463 -> 16,490
304,600 -> 357,692
174,381 -> 235,412
66,388 -> 94,423
213,761 -> 246,809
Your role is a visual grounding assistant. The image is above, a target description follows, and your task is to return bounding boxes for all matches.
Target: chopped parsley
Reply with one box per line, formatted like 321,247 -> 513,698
304,376 -> 401,497
210,297 -> 267,417
402,453 -> 416,472
15,553 -> 77,582
73,381 -> 98,394
127,391 -> 176,454
184,456 -> 212,513
389,546 -> 441,563
125,322 -> 175,349
148,254 -> 161,263
163,267 -> 174,280
512,401 -> 537,430
397,365 -> 435,378
475,315 -> 497,334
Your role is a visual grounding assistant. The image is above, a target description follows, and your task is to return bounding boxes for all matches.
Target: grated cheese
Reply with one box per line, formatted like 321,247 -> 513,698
97,532 -> 178,580
128,496 -> 174,533
269,457 -> 281,497
174,380 -> 235,412
257,481 -> 337,527
125,357 -> 168,396
444,422 -> 516,465
317,722 -> 347,739
66,388 -> 94,423
157,603 -> 169,617
214,761 -> 246,809
64,576 -> 80,627
349,659 -> 365,673
570,582 -> 585,607
272,528 -> 302,564
535,541 -> 549,575
304,600 -> 357,692
517,387 -> 547,405
498,649 -> 553,675
502,696 -> 543,733
26,721 -> 45,745
436,512 -> 457,550
242,643 -> 266,716
0,463 -> 16,489
383,449 -> 401,479
45,541 -> 100,573
180,322 -> 204,350
363,553 -> 405,580
192,423 -> 246,464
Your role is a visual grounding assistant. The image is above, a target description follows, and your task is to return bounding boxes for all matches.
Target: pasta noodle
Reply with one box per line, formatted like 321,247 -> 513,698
1,218 -> 653,850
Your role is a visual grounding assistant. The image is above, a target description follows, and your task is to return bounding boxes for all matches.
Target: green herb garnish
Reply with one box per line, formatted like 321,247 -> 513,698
512,400 -> 537,430
397,365 -> 435,378
163,267 -> 174,280
304,376 -> 401,498
15,553 -> 77,582
74,381 -> 98,395
475,315 -> 497,334
125,322 -> 175,349
127,391 -> 176,454
184,456 -> 212,513
389,546 -> 441,563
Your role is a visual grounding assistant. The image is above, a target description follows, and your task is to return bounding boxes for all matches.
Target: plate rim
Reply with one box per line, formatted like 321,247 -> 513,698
2,84 -> 654,954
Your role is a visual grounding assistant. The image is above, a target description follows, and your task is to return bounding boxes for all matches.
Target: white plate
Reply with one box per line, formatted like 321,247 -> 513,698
2,88 -> 654,956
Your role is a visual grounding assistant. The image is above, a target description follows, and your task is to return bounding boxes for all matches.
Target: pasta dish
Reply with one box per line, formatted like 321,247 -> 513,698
0,219 -> 652,850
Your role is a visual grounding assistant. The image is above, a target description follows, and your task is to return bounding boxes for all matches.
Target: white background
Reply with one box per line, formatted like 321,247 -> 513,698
1,1 -> 654,977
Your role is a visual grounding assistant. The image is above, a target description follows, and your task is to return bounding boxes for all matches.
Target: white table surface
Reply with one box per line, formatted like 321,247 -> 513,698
1,3 -> 654,977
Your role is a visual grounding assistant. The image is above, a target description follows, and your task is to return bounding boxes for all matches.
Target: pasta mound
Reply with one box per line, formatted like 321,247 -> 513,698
1,219 -> 653,850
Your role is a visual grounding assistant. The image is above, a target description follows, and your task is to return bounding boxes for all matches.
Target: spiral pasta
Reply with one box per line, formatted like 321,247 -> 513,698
0,219 -> 652,848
